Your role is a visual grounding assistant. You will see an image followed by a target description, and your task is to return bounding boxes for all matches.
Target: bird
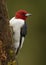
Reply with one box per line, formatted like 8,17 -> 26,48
9,9 -> 32,55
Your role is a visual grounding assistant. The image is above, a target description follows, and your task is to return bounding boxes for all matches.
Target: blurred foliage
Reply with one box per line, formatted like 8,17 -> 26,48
7,0 -> 46,65
8,60 -> 17,65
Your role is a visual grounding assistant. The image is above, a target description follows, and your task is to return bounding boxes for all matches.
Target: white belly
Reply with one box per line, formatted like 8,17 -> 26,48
9,17 -> 24,49
13,29 -> 20,48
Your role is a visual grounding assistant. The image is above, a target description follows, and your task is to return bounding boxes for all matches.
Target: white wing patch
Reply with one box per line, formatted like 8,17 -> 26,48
20,37 -> 25,49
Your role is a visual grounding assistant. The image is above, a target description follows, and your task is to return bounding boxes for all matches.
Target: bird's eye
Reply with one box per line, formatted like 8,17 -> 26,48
23,14 -> 25,16
21,13 -> 25,16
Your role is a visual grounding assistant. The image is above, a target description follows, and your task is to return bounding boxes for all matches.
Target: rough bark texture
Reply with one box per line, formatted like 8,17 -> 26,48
0,0 -> 12,47
0,0 -> 15,65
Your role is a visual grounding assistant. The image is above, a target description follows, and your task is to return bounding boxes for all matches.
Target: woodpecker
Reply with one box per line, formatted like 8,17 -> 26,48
9,10 -> 32,55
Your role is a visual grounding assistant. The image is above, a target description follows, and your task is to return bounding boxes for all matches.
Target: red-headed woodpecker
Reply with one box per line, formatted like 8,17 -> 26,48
9,10 -> 32,55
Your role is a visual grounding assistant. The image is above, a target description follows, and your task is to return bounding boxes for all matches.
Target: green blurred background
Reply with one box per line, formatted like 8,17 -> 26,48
7,0 -> 46,65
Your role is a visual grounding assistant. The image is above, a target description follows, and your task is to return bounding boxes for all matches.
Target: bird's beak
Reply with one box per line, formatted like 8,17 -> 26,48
25,13 -> 32,16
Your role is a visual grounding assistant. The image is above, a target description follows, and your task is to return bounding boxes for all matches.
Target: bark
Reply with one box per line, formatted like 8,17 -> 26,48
0,0 -> 12,47
0,0 -> 14,65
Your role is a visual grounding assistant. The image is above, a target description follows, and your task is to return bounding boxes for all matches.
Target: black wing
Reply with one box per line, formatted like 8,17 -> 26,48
15,22 -> 27,55
19,22 -> 27,48
20,22 -> 27,37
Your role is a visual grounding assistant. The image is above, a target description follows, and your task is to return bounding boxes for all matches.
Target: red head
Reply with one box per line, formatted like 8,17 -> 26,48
15,10 -> 32,20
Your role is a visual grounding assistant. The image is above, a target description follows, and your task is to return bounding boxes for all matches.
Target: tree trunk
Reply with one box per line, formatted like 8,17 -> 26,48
0,0 -> 12,47
0,0 -> 15,65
